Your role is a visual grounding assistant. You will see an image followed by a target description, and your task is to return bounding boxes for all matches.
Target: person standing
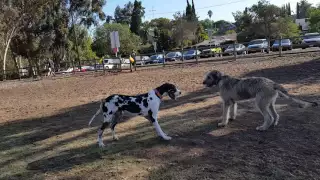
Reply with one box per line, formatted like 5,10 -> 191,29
47,59 -> 55,77
130,50 -> 137,71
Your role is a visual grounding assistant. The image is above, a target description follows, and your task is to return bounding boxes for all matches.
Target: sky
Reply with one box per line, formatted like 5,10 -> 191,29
102,0 -> 319,23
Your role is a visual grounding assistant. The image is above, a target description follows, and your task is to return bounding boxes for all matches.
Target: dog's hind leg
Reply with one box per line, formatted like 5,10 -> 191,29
218,100 -> 232,127
255,96 -> 274,131
110,111 -> 122,141
229,102 -> 238,121
98,121 -> 110,147
269,95 -> 280,126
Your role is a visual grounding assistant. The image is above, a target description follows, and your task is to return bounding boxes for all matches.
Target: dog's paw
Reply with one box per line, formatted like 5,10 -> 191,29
217,122 -> 227,127
256,126 -> 267,131
162,136 -> 172,141
98,142 -> 106,148
113,136 -> 119,141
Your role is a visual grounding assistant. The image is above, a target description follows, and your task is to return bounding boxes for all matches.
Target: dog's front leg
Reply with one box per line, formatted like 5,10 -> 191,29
218,101 -> 231,127
153,120 -> 171,140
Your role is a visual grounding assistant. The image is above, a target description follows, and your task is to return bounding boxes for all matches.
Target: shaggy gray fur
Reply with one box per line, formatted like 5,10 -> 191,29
203,70 -> 318,131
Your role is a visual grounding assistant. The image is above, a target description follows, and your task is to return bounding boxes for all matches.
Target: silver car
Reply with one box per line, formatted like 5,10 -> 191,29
224,44 -> 247,55
301,33 -> 320,49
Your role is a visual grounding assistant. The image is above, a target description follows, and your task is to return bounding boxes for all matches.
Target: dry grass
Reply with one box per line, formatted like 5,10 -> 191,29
0,52 -> 320,180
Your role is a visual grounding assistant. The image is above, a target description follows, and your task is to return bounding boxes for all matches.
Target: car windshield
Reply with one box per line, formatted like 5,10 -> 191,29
227,44 -> 240,49
274,39 -> 290,44
303,35 -> 320,39
166,52 -> 176,57
184,50 -> 195,55
150,55 -> 158,60
103,60 -> 108,64
249,40 -> 264,45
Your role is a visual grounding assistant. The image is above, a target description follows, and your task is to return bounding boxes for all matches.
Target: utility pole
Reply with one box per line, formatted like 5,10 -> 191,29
150,6 -> 156,18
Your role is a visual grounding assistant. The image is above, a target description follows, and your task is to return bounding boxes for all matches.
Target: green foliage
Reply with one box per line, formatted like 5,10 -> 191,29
200,19 -> 214,30
185,0 -> 197,21
114,2 -> 133,24
68,25 -> 96,61
273,16 -> 300,38
297,0 -> 312,19
308,7 -> 320,32
225,30 -> 236,35
208,10 -> 213,19
92,23 -> 141,57
130,0 -> 144,35
232,0 -> 302,41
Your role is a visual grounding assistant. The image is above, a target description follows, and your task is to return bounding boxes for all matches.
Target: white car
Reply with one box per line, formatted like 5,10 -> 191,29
135,56 -> 150,66
103,59 -> 121,69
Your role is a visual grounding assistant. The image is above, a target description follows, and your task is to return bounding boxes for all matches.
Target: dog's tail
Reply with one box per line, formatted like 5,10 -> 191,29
274,84 -> 318,108
88,99 -> 104,126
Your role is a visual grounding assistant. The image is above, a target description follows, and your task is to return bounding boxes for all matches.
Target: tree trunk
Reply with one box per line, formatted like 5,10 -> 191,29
13,55 -> 21,80
3,38 -> 12,80
27,58 -> 33,78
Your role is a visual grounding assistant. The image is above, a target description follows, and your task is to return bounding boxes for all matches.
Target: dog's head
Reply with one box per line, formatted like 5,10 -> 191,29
203,70 -> 223,87
157,83 -> 181,100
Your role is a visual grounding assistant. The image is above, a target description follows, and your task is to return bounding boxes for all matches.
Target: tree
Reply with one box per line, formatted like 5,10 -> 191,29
200,18 -> 214,30
233,8 -> 253,32
297,2 -> 300,18
130,0 -> 145,35
308,7 -> 320,32
250,0 -> 281,42
106,15 -> 113,23
185,0 -> 193,21
273,16 -> 300,38
0,0 -> 54,79
172,12 -> 197,47
191,0 -> 197,21
148,18 -> 174,50
208,10 -> 213,19
92,23 -> 141,57
114,2 -> 134,24
297,0 -> 312,19
68,25 -> 96,61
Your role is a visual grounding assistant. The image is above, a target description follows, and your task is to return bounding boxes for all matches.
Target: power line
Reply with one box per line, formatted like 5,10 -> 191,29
142,0 -> 248,17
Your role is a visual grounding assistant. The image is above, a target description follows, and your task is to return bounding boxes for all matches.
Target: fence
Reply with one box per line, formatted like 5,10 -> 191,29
1,35 -> 320,81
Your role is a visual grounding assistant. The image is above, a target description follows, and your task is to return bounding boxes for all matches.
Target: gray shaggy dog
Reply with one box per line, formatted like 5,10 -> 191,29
203,70 -> 318,131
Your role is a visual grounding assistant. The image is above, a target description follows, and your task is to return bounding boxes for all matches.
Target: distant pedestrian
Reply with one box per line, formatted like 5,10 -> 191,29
47,59 -> 55,77
130,50 -> 137,71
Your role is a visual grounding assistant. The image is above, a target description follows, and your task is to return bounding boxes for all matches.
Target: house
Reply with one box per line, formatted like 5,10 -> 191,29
295,18 -> 309,32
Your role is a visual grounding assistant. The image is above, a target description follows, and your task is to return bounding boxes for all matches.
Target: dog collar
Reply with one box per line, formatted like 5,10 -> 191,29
154,89 -> 162,99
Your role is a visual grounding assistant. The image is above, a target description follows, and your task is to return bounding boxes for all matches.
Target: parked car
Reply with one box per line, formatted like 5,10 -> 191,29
135,55 -> 150,66
165,51 -> 182,61
81,65 -> 95,71
224,43 -> 247,55
102,58 -> 121,69
200,46 -> 222,58
183,49 -> 201,60
247,39 -> 269,54
272,39 -> 292,51
145,54 -> 165,64
301,32 -> 320,49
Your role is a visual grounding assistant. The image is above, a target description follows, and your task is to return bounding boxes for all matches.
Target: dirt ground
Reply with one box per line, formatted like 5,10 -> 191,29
1,52 -> 320,180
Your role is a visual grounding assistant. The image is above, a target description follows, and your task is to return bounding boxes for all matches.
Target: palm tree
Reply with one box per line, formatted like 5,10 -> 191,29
208,10 -> 213,19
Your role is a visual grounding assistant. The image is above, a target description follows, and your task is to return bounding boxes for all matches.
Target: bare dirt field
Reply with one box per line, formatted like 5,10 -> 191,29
1,52 -> 320,180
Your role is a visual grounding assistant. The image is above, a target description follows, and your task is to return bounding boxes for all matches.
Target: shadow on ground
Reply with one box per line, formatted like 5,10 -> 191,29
1,90 -> 320,179
243,58 -> 320,85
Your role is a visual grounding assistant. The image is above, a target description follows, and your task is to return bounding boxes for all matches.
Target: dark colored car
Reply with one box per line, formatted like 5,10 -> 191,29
165,51 -> 182,61
272,39 -> 292,51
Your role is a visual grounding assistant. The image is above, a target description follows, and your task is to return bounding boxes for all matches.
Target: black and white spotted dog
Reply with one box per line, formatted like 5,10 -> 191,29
89,83 -> 181,147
